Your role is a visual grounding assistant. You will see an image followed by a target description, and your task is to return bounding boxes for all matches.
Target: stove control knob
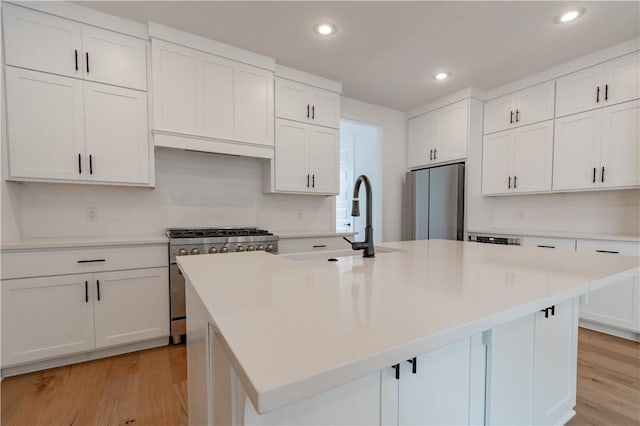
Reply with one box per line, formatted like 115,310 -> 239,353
256,245 -> 265,251
247,245 -> 255,251
236,245 -> 246,252
190,248 -> 200,255
220,246 -> 229,253
208,247 -> 218,254
178,248 -> 189,256
265,244 -> 274,253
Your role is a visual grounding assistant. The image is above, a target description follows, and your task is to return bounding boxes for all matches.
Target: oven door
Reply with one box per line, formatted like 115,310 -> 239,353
170,264 -> 186,319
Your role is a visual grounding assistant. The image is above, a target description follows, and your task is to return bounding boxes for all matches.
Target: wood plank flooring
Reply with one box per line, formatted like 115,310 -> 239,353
1,328 -> 638,425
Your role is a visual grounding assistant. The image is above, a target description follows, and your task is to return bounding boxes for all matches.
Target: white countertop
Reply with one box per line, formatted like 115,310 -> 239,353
275,231 -> 356,239
0,235 -> 168,250
467,228 -> 640,242
178,239 -> 639,414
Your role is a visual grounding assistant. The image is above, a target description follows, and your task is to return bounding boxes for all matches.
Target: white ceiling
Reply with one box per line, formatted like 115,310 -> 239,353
76,1 -> 640,111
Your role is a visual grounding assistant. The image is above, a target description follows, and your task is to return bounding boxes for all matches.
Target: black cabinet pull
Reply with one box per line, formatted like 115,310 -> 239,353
596,249 -> 620,254
596,86 -> 600,103
77,259 -> 106,263
312,105 -> 315,120
605,84 -> 608,101
550,305 -> 555,316
540,307 -> 549,318
510,110 -> 514,124
75,49 -> 78,71
407,357 -> 417,374
306,174 -> 310,188
601,166 -> 604,183
89,154 -> 93,175
86,52 -> 90,73
78,153 -> 82,174
592,167 -> 596,183
433,148 -> 437,160
85,281 -> 89,303
312,174 -> 315,188
392,364 -> 400,380
514,176 -> 518,189
96,280 -> 101,301
306,104 -> 310,118
515,109 -> 520,123
537,245 -> 556,249
508,176 -> 511,189
429,149 -> 433,160
312,244 -> 327,248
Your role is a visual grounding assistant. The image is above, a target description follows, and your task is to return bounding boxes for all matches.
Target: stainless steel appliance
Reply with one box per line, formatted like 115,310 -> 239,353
404,163 -> 465,241
468,234 -> 521,245
167,227 -> 279,344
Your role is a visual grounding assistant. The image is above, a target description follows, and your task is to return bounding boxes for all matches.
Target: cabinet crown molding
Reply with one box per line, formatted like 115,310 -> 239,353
405,87 -> 485,119
148,22 -> 275,71
275,65 -> 342,94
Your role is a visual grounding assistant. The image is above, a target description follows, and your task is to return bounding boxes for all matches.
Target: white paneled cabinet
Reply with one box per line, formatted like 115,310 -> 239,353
553,100 -> 639,191
407,99 -> 469,169
273,119 -> 338,194
2,4 -> 147,90
5,67 -> 150,185
484,81 -> 555,134
275,78 -> 340,129
556,52 -> 640,117
152,39 -> 274,151
482,120 -> 554,195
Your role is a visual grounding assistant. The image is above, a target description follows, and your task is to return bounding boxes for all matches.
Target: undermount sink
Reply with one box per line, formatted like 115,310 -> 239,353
281,246 -> 402,261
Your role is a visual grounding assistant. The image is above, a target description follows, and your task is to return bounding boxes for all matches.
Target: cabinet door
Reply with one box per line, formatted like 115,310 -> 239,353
511,120 -> 554,193
600,100 -> 640,189
435,100 -> 468,163
309,87 -> 340,129
234,64 -> 274,146
5,67 -> 86,181
275,78 -> 310,123
603,52 -> 640,107
516,81 -> 555,127
151,40 -> 199,134
532,300 -> 577,426
1,274 -> 94,367
397,338 -> 471,425
84,82 -> 150,184
552,109 -> 601,191
2,4 -> 82,78
555,65 -> 603,117
482,131 -> 512,195
93,268 -> 169,349
201,54 -> 235,139
307,126 -> 339,194
81,25 -> 147,90
484,95 -> 515,134
407,113 -> 434,168
274,119 -> 308,192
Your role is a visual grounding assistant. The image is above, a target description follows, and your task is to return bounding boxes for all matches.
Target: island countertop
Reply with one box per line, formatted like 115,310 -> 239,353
177,239 -> 639,414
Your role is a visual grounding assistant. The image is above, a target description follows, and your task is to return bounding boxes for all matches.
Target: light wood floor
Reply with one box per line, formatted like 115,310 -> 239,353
2,328 -> 638,426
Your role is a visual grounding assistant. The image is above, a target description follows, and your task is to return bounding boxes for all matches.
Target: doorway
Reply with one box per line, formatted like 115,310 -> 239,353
336,119 -> 382,243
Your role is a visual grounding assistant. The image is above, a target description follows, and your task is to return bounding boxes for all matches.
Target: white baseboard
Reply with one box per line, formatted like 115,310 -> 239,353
1,337 -> 169,378
579,320 -> 640,342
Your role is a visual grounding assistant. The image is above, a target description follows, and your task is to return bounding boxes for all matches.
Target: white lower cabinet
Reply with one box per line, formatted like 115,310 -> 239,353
486,299 -> 578,426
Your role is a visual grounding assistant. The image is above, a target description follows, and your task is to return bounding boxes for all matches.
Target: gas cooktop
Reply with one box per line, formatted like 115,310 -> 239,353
166,227 -> 273,239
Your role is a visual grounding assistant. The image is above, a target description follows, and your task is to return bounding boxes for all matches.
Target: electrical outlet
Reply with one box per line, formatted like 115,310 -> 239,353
87,208 -> 99,222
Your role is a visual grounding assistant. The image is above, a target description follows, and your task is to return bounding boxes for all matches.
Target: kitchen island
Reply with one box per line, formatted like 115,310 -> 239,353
178,239 -> 639,426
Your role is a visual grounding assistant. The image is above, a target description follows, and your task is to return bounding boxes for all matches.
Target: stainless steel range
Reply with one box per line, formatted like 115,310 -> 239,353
167,227 -> 279,344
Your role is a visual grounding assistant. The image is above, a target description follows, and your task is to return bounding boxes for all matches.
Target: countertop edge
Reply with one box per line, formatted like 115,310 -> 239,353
0,236 -> 169,251
275,232 -> 356,239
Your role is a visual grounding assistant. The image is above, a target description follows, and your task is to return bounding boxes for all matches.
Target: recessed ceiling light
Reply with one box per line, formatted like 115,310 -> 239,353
434,72 -> 451,81
557,8 -> 585,23
314,23 -> 336,36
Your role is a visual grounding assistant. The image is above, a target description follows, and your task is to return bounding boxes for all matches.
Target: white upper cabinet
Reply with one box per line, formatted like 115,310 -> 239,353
3,4 -> 147,90
553,100 -> 639,191
275,78 -> 340,129
81,25 -> 147,90
556,52 -> 640,117
484,81 -> 555,134
3,4 -> 83,78
306,126 -> 339,194
152,39 -> 274,150
407,98 -> 469,169
482,120 -> 554,195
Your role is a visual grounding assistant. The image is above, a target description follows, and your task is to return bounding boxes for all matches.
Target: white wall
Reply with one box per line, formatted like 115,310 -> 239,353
5,149 -> 335,240
341,97 -> 407,242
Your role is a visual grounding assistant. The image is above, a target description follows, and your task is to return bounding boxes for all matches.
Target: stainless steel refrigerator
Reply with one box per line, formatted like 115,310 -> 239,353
404,163 -> 464,241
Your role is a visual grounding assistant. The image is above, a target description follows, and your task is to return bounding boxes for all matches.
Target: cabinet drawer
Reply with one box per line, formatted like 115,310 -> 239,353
522,237 -> 576,251
576,240 -> 640,257
1,245 -> 168,280
278,237 -> 351,254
